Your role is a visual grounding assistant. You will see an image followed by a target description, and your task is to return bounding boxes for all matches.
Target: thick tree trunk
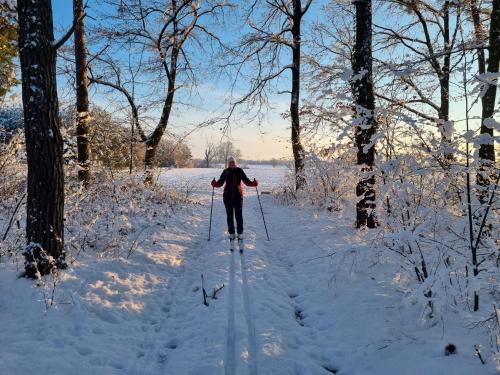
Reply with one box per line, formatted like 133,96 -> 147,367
291,0 -> 306,190
144,71 -> 176,181
17,0 -> 65,277
144,90 -> 175,168
352,0 -> 377,228
478,0 -> 499,191
469,0 -> 486,75
74,0 -> 91,185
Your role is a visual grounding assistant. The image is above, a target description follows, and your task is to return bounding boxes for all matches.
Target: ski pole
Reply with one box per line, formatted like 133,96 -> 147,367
208,185 -> 215,241
255,186 -> 270,241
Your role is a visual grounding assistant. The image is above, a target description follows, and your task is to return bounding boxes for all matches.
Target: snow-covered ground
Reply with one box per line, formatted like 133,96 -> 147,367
0,167 -> 495,374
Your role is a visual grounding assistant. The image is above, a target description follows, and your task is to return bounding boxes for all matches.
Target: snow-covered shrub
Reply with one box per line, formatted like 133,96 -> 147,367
0,130 -> 26,259
294,47 -> 499,359
273,147 -> 356,211
377,127 -> 497,359
0,131 -> 25,205
0,105 -> 25,212
272,184 -> 298,206
0,160 -> 199,265
376,155 -> 460,316
300,150 -> 355,211
63,168 -> 199,263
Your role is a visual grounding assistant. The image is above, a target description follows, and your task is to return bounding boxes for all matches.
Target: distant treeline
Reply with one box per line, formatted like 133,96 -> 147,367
239,159 -> 291,167
193,158 -> 291,168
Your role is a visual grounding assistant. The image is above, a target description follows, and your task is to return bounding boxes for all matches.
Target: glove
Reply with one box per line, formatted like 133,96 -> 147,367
253,178 -> 259,187
211,178 -> 218,188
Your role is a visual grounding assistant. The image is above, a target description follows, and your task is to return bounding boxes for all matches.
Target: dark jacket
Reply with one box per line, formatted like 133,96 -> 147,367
214,167 -> 257,201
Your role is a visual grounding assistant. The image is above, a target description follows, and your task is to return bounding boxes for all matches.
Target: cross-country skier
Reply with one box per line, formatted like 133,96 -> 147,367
211,156 -> 258,240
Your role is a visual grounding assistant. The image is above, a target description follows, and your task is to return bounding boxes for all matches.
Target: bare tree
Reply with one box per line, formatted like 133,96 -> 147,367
203,141 -> 217,168
352,0 -> 377,228
217,140 -> 241,167
375,0 -> 461,162
226,0 -> 313,190
74,0 -> 91,186
87,45 -> 148,173
91,0 -> 226,179
17,0 -> 78,277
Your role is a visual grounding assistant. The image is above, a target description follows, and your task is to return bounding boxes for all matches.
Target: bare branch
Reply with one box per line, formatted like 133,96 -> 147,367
53,13 -> 85,51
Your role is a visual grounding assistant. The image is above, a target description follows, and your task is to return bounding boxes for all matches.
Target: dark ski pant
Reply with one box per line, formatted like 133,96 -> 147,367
224,196 -> 243,234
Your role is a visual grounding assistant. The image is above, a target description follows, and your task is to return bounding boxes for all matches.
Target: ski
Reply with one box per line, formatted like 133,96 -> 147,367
229,238 -> 235,252
238,238 -> 244,253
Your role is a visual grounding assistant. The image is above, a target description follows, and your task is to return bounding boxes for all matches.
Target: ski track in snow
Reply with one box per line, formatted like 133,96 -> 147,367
226,239 -> 258,375
239,247 -> 259,375
225,246 -> 236,375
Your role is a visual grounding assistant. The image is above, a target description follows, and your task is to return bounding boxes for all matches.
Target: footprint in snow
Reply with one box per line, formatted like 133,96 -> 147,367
76,346 -> 93,356
165,338 -> 178,349
322,365 -> 339,374
162,304 -> 171,314
157,352 -> 168,364
91,326 -> 105,335
294,307 -> 305,326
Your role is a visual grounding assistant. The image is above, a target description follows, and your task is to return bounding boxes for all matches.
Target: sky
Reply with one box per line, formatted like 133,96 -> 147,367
50,0 -> 298,161
34,1 -> 497,160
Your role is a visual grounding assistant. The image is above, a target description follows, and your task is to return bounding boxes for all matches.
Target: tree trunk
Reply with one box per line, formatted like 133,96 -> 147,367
144,74 -> 176,183
129,112 -> 135,174
438,74 -> 452,160
291,0 -> 306,190
440,1 -> 453,161
144,88 -> 175,170
469,0 -> 486,75
478,0 -> 499,192
17,0 -> 65,277
409,0 -> 454,161
74,0 -> 91,185
352,0 -> 377,228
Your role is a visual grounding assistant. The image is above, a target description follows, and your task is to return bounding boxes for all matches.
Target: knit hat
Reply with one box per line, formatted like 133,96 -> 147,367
227,155 -> 236,164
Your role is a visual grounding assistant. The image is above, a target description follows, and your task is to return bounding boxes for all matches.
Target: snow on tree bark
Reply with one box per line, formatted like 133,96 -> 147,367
74,0 -> 91,186
352,0 -> 377,229
477,0 -> 499,194
17,0 -> 66,277
291,0 -> 306,190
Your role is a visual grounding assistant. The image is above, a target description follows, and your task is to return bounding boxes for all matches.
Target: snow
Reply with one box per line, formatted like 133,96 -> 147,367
0,167 -> 496,374
483,118 -> 500,131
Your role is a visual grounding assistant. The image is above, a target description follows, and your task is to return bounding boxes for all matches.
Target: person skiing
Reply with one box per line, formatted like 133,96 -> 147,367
211,156 -> 258,240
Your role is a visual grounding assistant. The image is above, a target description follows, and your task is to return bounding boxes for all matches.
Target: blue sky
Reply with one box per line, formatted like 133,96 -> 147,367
51,0 -> 296,160
48,0 -> 490,160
